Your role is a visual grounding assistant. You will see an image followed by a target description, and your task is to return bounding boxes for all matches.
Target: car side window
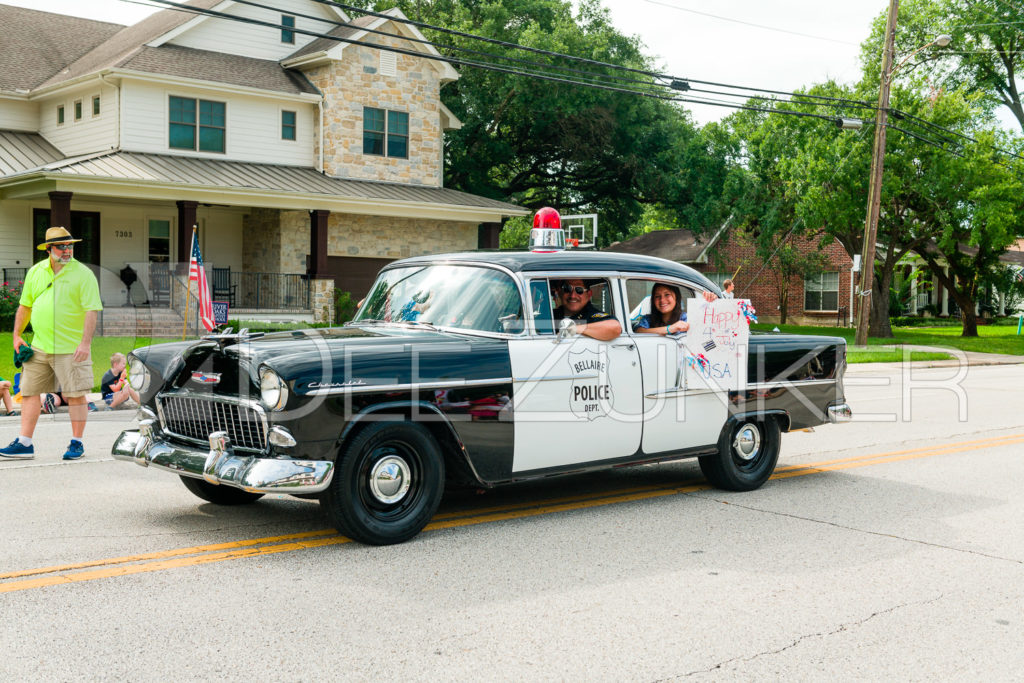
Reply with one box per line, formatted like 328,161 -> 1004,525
624,279 -> 695,331
529,279 -> 555,335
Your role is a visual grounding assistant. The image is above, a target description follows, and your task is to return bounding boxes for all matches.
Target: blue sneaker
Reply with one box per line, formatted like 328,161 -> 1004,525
63,439 -> 84,461
0,439 -> 35,460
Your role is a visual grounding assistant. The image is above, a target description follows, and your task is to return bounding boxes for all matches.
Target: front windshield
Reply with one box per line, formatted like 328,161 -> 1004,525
354,264 -> 524,334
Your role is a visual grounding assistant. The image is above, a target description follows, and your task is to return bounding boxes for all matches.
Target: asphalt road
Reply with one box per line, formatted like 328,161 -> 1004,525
2,361 -> 1023,680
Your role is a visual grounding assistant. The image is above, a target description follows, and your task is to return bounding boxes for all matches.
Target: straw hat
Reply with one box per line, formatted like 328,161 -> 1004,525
37,226 -> 82,251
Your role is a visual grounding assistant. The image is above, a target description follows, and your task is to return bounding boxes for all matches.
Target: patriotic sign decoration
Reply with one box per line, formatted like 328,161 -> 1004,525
188,230 -> 216,332
682,297 -> 752,392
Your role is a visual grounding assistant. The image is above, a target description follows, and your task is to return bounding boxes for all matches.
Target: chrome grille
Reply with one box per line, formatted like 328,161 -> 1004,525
158,395 -> 267,452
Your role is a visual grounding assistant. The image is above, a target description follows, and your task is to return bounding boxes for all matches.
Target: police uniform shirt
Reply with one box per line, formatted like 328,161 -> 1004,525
553,302 -> 612,324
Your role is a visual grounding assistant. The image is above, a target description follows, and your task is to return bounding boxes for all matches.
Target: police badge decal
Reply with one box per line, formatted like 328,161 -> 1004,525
567,347 -> 613,421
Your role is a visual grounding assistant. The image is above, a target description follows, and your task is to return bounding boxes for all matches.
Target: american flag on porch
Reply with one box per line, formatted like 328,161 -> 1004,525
188,230 -> 215,332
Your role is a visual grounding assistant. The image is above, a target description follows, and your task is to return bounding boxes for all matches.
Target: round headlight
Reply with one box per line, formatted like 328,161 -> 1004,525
127,356 -> 150,393
259,367 -> 288,411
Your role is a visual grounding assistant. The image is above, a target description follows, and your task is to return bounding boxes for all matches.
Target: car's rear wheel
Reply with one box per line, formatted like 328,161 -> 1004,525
320,421 -> 444,545
698,418 -> 780,491
179,475 -> 265,505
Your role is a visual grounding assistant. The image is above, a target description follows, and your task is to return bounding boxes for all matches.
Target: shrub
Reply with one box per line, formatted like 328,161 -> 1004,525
334,289 -> 358,325
0,281 -> 21,329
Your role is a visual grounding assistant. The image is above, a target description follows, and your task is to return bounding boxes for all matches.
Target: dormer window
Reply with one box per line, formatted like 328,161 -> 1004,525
74,100 -> 83,121
57,105 -> 65,125
169,95 -> 226,153
92,96 -> 100,116
281,15 -> 295,44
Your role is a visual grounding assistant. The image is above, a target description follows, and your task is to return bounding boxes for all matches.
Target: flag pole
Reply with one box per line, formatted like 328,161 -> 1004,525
181,225 -> 196,340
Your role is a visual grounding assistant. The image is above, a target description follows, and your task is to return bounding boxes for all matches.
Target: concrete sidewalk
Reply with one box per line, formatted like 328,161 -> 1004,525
847,344 -> 1024,370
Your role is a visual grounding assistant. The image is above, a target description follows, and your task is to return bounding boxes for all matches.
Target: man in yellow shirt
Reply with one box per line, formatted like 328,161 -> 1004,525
1,227 -> 103,461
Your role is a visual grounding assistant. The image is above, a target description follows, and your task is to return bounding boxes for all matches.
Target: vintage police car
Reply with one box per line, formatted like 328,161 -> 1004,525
113,214 -> 851,545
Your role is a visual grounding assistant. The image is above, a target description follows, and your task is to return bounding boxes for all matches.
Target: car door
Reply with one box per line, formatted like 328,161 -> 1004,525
507,276 -> 643,472
623,277 -> 728,454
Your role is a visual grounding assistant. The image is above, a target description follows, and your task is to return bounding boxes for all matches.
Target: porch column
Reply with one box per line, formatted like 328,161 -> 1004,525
176,200 -> 198,268
478,222 -> 501,249
48,191 -> 72,228
308,209 -> 329,277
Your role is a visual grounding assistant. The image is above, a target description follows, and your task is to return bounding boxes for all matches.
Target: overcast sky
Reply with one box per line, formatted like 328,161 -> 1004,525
7,0 -> 900,125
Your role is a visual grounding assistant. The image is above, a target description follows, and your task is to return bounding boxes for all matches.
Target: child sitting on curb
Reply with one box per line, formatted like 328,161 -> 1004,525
0,376 -> 17,417
101,353 -> 139,409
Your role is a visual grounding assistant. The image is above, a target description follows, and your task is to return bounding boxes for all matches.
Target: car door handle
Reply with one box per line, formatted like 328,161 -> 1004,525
611,342 -> 635,351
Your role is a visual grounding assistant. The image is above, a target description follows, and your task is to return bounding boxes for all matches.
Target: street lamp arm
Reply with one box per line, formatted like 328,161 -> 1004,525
889,35 -> 953,81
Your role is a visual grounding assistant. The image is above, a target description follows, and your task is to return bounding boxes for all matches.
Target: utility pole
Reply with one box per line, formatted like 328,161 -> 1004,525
855,0 -> 899,347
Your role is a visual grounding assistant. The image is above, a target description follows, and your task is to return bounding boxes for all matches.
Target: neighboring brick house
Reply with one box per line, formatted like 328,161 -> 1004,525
0,1 -> 525,325
606,225 -> 856,327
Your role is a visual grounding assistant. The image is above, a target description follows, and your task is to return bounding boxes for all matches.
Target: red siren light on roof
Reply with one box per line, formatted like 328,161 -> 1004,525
529,206 -> 565,252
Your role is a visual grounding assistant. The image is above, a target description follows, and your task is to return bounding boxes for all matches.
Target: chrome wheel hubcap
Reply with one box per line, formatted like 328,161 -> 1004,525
369,455 -> 412,504
733,424 -> 761,461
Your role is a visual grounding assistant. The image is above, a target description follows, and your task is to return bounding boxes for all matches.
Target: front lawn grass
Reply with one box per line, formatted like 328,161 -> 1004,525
0,333 -> 178,392
846,349 -> 953,363
751,322 -> 1024,356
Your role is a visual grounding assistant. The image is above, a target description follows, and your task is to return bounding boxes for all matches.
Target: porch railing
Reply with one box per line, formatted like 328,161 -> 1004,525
229,272 -> 311,310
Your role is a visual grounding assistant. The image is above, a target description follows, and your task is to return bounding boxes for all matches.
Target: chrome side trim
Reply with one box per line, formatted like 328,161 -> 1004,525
643,387 -> 722,399
747,378 -> 837,390
305,376 -> 514,396
512,374 -> 598,383
111,430 -> 334,494
828,403 -> 853,423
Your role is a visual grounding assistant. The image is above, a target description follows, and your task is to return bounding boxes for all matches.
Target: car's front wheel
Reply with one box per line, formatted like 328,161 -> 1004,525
698,418 -> 781,491
320,421 -> 444,545
179,475 -> 265,505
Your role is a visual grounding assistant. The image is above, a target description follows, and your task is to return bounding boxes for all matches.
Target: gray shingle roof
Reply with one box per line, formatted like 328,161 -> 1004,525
0,4 -> 124,91
285,15 -> 375,61
0,130 -> 63,175
35,0 -> 223,89
7,150 -> 525,214
122,45 -> 319,95
604,229 -> 712,263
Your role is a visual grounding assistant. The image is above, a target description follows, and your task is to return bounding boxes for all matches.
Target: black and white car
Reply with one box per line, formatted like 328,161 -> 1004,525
114,247 -> 851,545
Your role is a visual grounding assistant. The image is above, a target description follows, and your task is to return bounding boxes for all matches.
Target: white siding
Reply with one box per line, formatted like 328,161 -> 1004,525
0,199 -> 244,304
0,200 -> 35,276
120,80 -> 315,166
37,83 -> 118,157
0,99 -> 39,132
166,0 -> 340,61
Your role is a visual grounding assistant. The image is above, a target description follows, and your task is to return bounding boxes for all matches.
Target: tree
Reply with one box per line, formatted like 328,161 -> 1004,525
348,0 -> 731,243
861,0 -> 1024,132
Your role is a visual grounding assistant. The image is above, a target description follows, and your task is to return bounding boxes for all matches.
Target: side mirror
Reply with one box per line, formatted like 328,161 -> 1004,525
555,318 -> 577,342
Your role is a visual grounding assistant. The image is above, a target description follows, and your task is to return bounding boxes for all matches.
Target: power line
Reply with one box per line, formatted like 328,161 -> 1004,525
636,0 -> 859,46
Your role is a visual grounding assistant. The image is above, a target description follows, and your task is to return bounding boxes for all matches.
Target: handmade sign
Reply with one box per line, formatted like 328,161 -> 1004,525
681,297 -> 755,392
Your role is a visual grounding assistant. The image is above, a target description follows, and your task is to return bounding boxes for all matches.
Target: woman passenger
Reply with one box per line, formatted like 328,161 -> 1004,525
633,283 -> 716,335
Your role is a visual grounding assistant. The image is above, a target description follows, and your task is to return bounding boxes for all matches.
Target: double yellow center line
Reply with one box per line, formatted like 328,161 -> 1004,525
2,432 -> 1021,594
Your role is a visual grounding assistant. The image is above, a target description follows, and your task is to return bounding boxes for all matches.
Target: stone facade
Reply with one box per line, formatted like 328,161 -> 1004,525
311,277 -> 335,324
304,31 -> 444,186
245,208 -> 478,274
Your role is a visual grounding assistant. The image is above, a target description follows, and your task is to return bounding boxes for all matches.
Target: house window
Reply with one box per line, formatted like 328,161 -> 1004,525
74,100 -> 83,121
169,96 -> 226,153
57,106 -> 65,125
92,96 -> 100,116
281,14 -> 295,43
363,107 -> 408,158
804,272 -> 839,311
704,272 -> 729,289
281,110 -> 296,140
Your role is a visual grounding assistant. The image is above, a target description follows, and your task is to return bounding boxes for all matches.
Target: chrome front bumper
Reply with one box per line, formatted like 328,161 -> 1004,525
111,429 -> 334,494
828,402 -> 853,423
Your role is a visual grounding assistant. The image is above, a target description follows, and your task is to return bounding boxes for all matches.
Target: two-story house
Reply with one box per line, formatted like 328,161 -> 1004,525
0,0 -> 526,328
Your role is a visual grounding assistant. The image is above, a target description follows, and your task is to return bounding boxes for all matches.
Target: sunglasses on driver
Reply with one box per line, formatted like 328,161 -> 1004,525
560,284 -> 589,295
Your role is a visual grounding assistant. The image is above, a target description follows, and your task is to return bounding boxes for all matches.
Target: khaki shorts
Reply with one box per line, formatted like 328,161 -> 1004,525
20,349 -> 93,398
